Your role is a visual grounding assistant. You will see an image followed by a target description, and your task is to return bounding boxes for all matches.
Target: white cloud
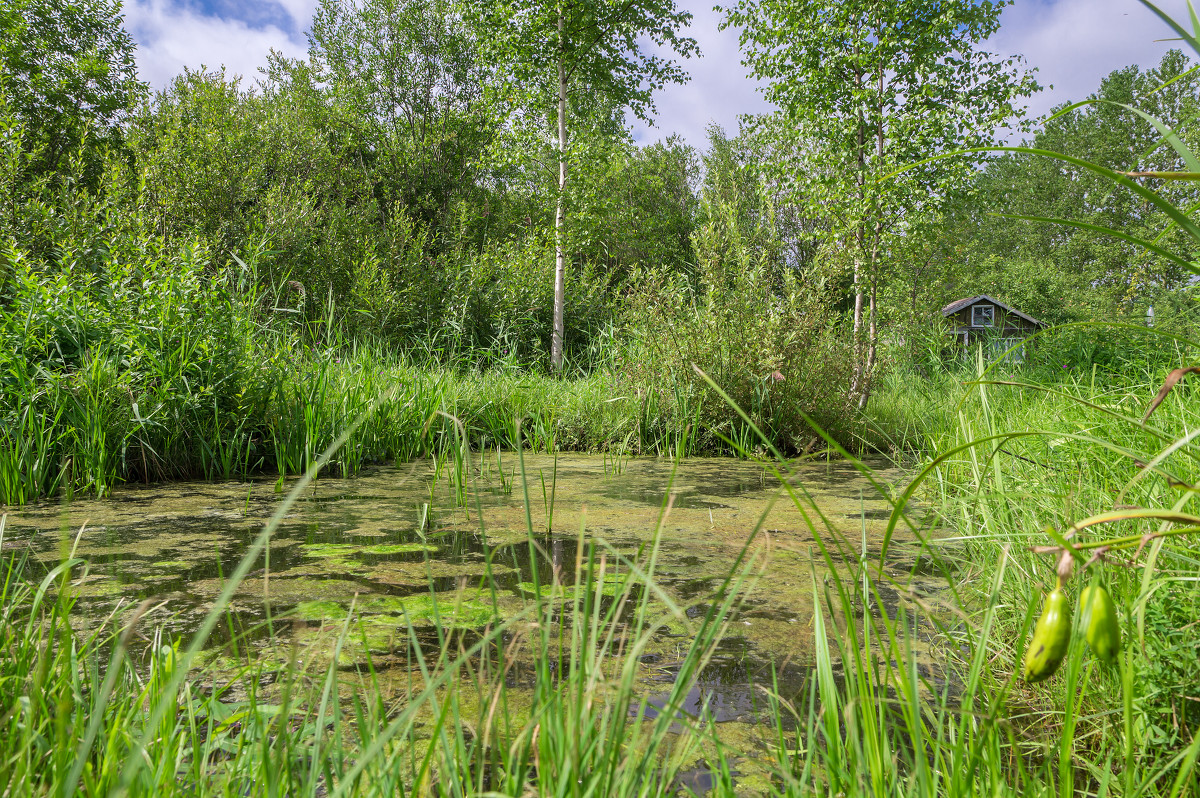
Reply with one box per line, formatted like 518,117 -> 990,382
988,0 -> 1193,136
635,0 -> 1198,150
122,0 -> 1198,149
124,0 -> 766,146
630,2 -> 774,150
123,0 -> 310,90
274,0 -> 321,24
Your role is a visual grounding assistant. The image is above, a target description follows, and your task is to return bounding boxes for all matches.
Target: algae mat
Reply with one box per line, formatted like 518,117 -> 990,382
1,454 -> 949,723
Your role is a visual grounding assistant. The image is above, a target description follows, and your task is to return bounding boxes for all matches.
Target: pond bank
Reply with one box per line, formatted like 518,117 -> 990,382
0,339 -> 876,507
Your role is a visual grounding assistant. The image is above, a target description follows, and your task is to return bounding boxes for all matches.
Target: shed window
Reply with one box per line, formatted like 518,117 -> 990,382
972,304 -> 995,327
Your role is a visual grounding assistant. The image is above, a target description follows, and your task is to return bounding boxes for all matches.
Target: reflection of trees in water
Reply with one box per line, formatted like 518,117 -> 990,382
671,639 -> 817,726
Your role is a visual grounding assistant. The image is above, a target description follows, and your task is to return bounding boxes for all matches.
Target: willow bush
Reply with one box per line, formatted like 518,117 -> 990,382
622,193 -> 853,456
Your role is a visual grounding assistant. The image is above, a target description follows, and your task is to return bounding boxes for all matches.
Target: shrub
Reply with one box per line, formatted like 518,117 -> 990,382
621,195 -> 853,454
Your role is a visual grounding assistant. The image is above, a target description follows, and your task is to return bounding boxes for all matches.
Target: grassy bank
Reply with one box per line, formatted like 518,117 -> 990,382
0,231 -> 856,506
0,331 -> 772,506
6,244 -> 1199,792
866,349 -> 1200,791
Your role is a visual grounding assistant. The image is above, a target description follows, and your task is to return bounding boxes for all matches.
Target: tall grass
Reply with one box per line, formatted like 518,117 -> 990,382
0,236 -> 851,506
6,356 -> 1200,796
865,340 -> 1200,792
4,3 -> 1200,792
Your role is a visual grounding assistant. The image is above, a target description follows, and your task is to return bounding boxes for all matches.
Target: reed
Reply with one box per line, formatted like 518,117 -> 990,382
6,357 -> 1200,796
865,343 -> 1200,793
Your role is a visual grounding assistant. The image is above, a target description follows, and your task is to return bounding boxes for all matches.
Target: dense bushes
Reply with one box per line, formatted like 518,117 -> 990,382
0,227 -> 274,499
118,69 -> 643,368
623,190 -> 852,455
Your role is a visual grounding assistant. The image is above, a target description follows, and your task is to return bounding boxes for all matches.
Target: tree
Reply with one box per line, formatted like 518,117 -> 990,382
702,120 -> 831,282
569,135 -> 700,280
472,0 -> 698,372
961,50 -> 1200,310
0,0 -> 144,178
300,0 -> 495,234
721,0 -> 1037,406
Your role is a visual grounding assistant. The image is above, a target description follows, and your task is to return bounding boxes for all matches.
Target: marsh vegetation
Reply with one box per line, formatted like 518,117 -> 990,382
3,0 -> 1200,795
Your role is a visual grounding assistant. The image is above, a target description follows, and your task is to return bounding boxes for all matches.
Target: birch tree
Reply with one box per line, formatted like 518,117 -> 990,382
473,0 -> 697,372
722,0 -> 1037,407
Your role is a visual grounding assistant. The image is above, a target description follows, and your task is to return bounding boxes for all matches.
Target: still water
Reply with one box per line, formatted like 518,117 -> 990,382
2,454 -> 949,782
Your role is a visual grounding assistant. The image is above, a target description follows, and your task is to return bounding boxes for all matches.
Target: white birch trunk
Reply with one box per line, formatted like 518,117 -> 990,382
857,66 -> 886,411
551,11 -> 568,373
849,60 -> 866,402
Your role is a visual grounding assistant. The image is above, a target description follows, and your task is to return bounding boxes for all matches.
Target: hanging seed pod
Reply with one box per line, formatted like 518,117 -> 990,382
1023,587 -> 1072,683
1080,584 -> 1121,665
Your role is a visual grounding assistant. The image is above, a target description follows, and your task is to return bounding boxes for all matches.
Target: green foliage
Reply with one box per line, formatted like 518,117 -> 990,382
0,0 -> 715,384
469,0 -> 699,369
130,68 -> 384,306
885,51 -> 1200,381
437,234 -> 616,369
622,185 -> 852,455
3,0 -> 1200,792
869,353 -> 1200,787
722,0 -> 1038,192
0,0 -> 144,180
1137,582 -> 1200,748
471,0 -> 698,130
127,68 -> 574,355
8,362 -> 1200,795
721,0 -> 1039,406
304,0 -> 495,234
0,226 -> 273,499
567,135 -> 700,279
958,49 -> 1200,310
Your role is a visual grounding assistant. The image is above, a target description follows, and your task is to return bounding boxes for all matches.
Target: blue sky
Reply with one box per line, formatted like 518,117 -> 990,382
121,0 -> 1193,150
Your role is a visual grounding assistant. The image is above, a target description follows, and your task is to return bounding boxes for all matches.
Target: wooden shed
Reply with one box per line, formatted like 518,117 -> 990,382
941,294 -> 1045,361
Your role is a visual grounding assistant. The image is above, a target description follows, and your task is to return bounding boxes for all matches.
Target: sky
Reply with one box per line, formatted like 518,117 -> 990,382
120,0 -> 1194,150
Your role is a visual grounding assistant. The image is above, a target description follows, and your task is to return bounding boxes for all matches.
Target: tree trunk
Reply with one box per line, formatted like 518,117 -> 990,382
858,272 -> 878,410
551,10 -> 568,373
849,60 -> 866,404
850,244 -> 864,398
856,62 -> 886,412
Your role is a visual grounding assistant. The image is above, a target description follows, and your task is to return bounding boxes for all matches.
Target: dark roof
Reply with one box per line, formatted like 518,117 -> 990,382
941,294 -> 1045,327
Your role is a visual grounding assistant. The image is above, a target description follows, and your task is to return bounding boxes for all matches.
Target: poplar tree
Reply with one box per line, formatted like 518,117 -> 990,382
0,0 -> 143,179
303,0 -> 492,230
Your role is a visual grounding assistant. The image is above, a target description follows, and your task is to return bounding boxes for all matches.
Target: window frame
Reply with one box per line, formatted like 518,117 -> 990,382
971,304 -> 995,328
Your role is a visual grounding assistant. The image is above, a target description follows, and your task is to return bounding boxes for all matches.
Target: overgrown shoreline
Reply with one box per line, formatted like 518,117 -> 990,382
0,338 -> 858,507
0,244 -> 860,506
3,226 -> 1199,793
4,358 -> 1198,795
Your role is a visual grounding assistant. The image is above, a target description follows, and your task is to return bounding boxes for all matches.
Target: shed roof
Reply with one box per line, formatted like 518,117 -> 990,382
941,294 -> 1045,327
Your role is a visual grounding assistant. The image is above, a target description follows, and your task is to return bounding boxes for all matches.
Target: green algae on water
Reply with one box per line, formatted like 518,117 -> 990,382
365,559 -> 517,587
301,542 -> 439,559
516,572 -> 630,600
294,590 -> 500,629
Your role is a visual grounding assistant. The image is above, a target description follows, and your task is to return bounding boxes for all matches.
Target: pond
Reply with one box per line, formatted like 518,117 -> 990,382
1,453 -> 951,789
